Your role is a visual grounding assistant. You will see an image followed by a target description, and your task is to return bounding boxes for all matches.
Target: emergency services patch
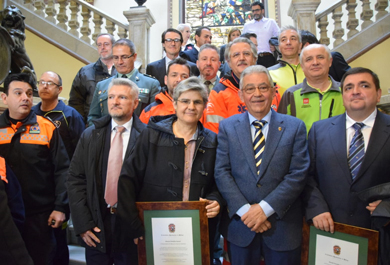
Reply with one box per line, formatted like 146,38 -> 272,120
53,120 -> 61,128
29,123 -> 40,134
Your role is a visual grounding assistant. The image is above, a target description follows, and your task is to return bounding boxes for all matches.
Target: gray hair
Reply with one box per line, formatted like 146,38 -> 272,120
299,43 -> 332,65
278,25 -> 301,43
199,44 -> 220,59
225,37 -> 258,62
240,65 -> 274,90
113,39 -> 136,54
177,23 -> 191,33
173,76 -> 208,105
95,33 -> 115,45
108,78 -> 139,99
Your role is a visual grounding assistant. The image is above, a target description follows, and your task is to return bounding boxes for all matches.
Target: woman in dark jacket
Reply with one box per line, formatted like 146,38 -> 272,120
116,77 -> 222,262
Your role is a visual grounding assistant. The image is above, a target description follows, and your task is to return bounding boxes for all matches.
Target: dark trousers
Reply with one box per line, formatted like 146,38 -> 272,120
227,233 -> 301,265
22,211 -> 56,265
257,54 -> 277,68
85,211 -> 138,265
51,225 -> 69,265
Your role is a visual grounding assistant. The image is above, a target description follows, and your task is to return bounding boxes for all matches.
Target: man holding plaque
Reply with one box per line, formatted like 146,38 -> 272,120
304,67 -> 389,232
214,65 -> 309,264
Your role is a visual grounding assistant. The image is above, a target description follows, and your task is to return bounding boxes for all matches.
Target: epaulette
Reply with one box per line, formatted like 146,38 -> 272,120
142,73 -> 157,80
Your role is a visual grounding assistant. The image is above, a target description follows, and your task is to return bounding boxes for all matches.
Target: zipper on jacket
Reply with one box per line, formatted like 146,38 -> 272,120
319,94 -> 323,120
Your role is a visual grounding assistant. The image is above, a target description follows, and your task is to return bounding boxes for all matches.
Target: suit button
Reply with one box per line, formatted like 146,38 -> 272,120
256,184 -> 261,188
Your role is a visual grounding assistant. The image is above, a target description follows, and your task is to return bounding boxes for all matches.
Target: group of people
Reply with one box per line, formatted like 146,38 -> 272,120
0,1 -> 388,265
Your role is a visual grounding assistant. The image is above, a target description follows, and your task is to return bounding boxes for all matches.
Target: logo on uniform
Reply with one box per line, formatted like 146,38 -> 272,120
168,223 -> 175,233
238,104 -> 247,113
139,88 -> 150,94
302,98 -> 311,108
53,120 -> 61,128
29,123 -> 40,134
333,245 -> 341,255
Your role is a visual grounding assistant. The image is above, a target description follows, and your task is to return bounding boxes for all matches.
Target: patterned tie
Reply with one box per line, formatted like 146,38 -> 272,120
105,126 -> 126,206
348,123 -> 365,180
253,120 -> 267,175
204,81 -> 212,94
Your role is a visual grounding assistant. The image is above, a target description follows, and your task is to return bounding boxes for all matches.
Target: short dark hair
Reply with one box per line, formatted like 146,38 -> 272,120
251,1 -> 264,9
161,28 -> 183,44
240,32 -> 257,40
95,33 -> 115,45
113,39 -> 136,54
167,57 -> 191,76
300,30 -> 319,46
3,73 -> 36,95
195,27 -> 211,44
340,67 -> 381,91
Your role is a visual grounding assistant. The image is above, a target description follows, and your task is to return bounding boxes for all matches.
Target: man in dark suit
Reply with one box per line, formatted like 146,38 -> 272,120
181,26 -> 212,63
215,65 -> 309,264
68,78 -> 146,265
304,67 -> 389,233
146,28 -> 199,87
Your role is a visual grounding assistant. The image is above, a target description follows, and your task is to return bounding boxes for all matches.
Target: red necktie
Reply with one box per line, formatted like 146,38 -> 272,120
105,126 -> 126,206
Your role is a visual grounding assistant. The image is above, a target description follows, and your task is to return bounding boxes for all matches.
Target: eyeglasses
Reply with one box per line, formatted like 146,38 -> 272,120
231,51 -> 252,59
251,8 -> 261,12
37,80 -> 60,87
113,53 -> 135,61
243,86 -> 271,94
165,38 -> 181,43
176,99 -> 204,106
97,42 -> 111,47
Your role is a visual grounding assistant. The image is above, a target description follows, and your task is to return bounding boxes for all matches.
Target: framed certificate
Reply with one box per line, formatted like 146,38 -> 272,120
136,201 -> 210,265
301,221 -> 379,265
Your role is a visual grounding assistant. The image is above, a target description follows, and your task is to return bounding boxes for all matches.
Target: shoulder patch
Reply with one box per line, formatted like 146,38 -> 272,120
142,73 -> 157,80
29,123 -> 40,134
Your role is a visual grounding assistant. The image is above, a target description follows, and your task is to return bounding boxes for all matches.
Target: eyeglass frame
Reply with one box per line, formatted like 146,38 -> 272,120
164,38 -> 182,43
112,53 -> 136,61
37,80 -> 61,87
242,85 -> 272,94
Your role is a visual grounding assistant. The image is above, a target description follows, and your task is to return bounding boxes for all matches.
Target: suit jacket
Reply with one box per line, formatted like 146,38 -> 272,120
146,57 -> 200,87
180,48 -> 199,63
68,114 -> 146,253
304,111 -> 390,229
87,69 -> 161,126
329,51 -> 351,82
215,110 -> 309,251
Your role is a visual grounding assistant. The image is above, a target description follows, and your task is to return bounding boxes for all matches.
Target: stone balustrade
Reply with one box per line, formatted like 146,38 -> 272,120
13,0 -> 129,45
315,0 -> 388,48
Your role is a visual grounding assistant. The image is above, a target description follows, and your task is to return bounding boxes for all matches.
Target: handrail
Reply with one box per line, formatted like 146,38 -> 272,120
315,0 -> 347,20
74,0 -> 128,29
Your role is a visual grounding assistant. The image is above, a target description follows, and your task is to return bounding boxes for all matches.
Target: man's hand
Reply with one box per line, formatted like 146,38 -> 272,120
313,212 -> 334,233
81,227 -> 101,247
134,236 -> 143,245
200,198 -> 220,218
254,220 -> 272,233
48,210 -> 66,228
366,200 -> 382,214
241,204 -> 268,232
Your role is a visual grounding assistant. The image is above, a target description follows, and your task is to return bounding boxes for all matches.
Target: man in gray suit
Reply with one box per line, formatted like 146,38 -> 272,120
87,39 -> 161,126
215,65 -> 309,264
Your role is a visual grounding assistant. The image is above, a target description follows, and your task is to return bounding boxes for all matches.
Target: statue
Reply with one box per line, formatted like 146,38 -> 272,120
0,5 -> 36,85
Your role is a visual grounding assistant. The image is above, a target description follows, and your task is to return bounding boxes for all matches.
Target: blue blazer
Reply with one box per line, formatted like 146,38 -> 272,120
180,48 -> 199,63
304,111 -> 390,229
215,110 -> 309,251
87,69 -> 161,126
146,57 -> 200,87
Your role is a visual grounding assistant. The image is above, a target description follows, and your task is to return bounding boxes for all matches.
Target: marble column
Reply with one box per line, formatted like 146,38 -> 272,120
288,0 -> 321,34
123,6 -> 155,73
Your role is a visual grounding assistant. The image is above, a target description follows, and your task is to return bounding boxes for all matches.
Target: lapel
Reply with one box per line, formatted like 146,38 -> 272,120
234,113 -> 258,178
328,114 -> 351,184
355,111 -> 390,181
124,115 -> 145,159
258,111 -> 285,180
160,58 -> 167,78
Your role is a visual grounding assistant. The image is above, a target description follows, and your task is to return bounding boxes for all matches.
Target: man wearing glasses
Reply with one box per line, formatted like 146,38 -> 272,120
88,39 -> 161,126
32,71 -> 84,265
242,1 -> 279,68
146,28 -> 199,88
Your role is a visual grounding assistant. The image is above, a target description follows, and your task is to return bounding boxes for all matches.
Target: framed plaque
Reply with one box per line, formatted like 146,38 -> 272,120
136,201 -> 210,265
301,221 -> 379,265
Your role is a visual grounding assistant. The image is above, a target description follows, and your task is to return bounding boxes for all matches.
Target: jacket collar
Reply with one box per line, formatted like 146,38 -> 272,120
300,76 -> 341,95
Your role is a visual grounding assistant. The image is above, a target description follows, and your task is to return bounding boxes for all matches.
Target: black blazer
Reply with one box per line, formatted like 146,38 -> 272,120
180,48 -> 199,63
329,51 -> 351,82
146,57 -> 200,87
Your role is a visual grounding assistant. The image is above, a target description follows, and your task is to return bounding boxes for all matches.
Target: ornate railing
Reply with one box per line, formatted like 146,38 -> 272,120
11,0 -> 129,45
315,0 -> 389,48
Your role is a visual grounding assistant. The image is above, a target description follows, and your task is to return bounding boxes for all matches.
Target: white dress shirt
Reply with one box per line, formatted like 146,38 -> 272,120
110,118 -> 133,161
346,109 -> 377,154
242,17 -> 280,53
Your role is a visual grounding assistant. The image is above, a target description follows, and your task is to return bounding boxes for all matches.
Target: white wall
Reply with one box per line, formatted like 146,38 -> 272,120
93,0 -> 168,62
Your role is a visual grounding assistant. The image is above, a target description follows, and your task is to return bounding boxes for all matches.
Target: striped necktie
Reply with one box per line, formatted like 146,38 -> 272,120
253,120 -> 267,175
348,122 -> 365,180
